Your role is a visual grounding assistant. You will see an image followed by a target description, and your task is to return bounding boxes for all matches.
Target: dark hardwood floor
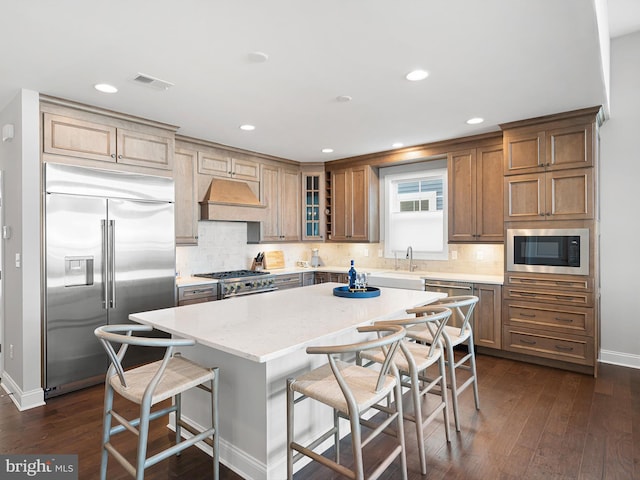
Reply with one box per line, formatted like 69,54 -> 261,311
1,355 -> 638,479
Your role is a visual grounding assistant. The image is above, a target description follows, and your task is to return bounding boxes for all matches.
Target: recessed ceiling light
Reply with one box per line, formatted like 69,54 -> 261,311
321,148 -> 334,153
405,69 -> 429,81
240,124 -> 256,131
247,51 -> 269,63
94,83 -> 118,93
466,117 -> 484,125
392,142 -> 404,148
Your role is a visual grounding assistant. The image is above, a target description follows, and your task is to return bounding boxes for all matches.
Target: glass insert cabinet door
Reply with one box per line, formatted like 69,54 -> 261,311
302,173 -> 324,241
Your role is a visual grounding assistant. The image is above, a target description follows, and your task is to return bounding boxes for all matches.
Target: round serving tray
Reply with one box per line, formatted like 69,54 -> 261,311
332,286 -> 381,298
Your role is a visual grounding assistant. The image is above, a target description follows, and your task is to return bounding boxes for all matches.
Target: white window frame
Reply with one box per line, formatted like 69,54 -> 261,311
380,159 -> 448,261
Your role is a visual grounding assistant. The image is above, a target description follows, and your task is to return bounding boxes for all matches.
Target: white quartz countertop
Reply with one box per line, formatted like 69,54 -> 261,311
131,282 -> 445,363
176,275 -> 218,287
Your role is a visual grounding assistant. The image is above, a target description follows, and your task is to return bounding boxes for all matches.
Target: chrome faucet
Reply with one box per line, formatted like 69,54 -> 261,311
406,246 -> 416,272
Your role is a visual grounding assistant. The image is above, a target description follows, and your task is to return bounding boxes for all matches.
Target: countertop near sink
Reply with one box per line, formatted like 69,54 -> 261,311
419,271 -> 503,285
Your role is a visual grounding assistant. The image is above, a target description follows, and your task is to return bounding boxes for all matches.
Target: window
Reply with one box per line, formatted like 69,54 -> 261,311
381,160 -> 448,260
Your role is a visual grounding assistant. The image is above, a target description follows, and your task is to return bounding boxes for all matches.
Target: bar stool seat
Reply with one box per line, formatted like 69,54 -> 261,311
95,324 -> 219,480
287,324 -> 408,480
407,295 -> 480,432
360,306 -> 452,475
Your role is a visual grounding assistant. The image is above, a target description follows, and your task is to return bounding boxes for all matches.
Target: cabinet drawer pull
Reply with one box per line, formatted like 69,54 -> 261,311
557,296 -> 576,300
555,345 -> 574,352
519,339 -> 536,345
518,292 -> 537,297
518,313 -> 536,318
186,289 -> 213,296
519,278 -> 536,283
555,317 -> 574,323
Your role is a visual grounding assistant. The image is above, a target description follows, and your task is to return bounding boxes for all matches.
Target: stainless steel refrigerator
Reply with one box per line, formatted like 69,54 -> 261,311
44,163 -> 176,398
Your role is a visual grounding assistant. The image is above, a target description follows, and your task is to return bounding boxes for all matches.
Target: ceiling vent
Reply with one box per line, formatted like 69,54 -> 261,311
132,73 -> 174,90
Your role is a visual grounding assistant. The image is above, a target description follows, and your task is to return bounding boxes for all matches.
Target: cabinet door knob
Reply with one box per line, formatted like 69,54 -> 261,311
111,154 -> 116,158
118,154 -> 123,159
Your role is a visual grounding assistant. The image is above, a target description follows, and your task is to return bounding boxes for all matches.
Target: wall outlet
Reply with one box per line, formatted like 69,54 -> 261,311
476,250 -> 484,260
9,344 -> 14,360
378,249 -> 383,257
15,253 -> 21,268
363,248 -> 369,257
451,250 -> 458,260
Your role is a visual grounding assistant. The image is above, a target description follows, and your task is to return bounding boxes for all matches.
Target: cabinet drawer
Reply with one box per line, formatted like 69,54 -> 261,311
505,273 -> 592,292
502,325 -> 594,366
178,285 -> 219,304
504,286 -> 592,306
504,301 -> 594,336
273,274 -> 302,290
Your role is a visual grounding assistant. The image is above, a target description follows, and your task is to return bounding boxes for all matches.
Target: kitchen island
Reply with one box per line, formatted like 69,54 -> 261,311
130,282 -> 445,480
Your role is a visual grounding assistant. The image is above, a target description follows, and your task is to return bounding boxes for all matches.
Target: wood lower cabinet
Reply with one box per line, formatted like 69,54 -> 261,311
261,164 -> 301,242
43,111 -> 175,170
329,165 -> 379,242
314,271 -> 348,284
448,144 -> 503,242
502,273 -> 597,373
174,148 -> 199,245
272,273 -> 303,290
472,283 -> 502,349
177,284 -> 218,306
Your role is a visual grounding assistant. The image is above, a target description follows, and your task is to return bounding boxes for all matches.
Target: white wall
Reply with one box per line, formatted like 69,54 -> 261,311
0,89 -> 43,409
599,31 -> 640,368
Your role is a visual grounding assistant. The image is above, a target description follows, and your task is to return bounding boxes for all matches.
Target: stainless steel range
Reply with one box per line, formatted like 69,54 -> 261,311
193,270 -> 277,299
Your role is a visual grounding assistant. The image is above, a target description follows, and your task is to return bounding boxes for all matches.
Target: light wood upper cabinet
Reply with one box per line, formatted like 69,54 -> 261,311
198,152 -> 259,182
261,164 -> 301,242
504,118 -> 594,175
329,165 -> 379,242
174,148 -> 198,245
448,144 -> 503,242
43,112 -> 174,170
505,167 -> 594,221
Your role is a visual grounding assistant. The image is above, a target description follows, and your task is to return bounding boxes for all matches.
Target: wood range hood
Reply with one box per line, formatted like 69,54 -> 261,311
199,177 -> 267,222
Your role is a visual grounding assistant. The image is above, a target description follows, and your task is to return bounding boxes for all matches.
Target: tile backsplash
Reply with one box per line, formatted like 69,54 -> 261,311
176,221 -> 504,277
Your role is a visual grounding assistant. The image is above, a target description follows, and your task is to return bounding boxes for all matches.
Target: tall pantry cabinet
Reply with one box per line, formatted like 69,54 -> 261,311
500,106 -> 603,376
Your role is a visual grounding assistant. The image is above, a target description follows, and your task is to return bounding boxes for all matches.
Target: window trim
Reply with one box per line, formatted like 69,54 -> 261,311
380,159 -> 448,261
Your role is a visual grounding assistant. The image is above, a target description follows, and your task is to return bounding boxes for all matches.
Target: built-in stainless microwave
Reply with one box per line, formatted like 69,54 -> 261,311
506,228 -> 589,275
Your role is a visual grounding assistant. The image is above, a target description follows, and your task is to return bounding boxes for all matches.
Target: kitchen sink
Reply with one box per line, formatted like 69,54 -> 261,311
366,272 -> 426,291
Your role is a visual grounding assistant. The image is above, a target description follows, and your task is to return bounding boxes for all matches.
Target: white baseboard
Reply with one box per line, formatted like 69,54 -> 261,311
1,372 -> 45,411
599,349 -> 640,369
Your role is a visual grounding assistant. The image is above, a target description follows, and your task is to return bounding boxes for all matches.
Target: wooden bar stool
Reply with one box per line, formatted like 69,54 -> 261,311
286,324 -> 408,480
94,324 -> 219,480
360,306 -> 452,475
407,295 -> 480,432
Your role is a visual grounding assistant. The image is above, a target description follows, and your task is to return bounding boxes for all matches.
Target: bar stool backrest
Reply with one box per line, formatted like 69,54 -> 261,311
94,324 -> 195,391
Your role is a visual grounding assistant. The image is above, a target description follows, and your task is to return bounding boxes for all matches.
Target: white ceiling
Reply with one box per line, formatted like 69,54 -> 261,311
1,1 -> 638,162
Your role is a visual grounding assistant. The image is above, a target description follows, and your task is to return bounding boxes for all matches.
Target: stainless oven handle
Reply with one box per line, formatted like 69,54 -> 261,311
225,287 -> 278,298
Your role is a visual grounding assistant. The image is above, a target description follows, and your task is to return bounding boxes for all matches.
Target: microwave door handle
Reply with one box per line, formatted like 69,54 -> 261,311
109,219 -> 116,309
101,219 -> 108,309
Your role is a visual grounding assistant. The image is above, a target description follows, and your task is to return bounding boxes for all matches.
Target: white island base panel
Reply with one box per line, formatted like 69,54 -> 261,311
130,283 -> 445,480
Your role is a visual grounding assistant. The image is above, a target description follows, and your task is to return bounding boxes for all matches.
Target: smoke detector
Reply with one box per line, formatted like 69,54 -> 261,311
131,73 -> 174,90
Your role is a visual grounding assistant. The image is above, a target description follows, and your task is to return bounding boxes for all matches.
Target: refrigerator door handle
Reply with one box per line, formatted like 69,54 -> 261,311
101,219 -> 108,309
109,219 -> 117,309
